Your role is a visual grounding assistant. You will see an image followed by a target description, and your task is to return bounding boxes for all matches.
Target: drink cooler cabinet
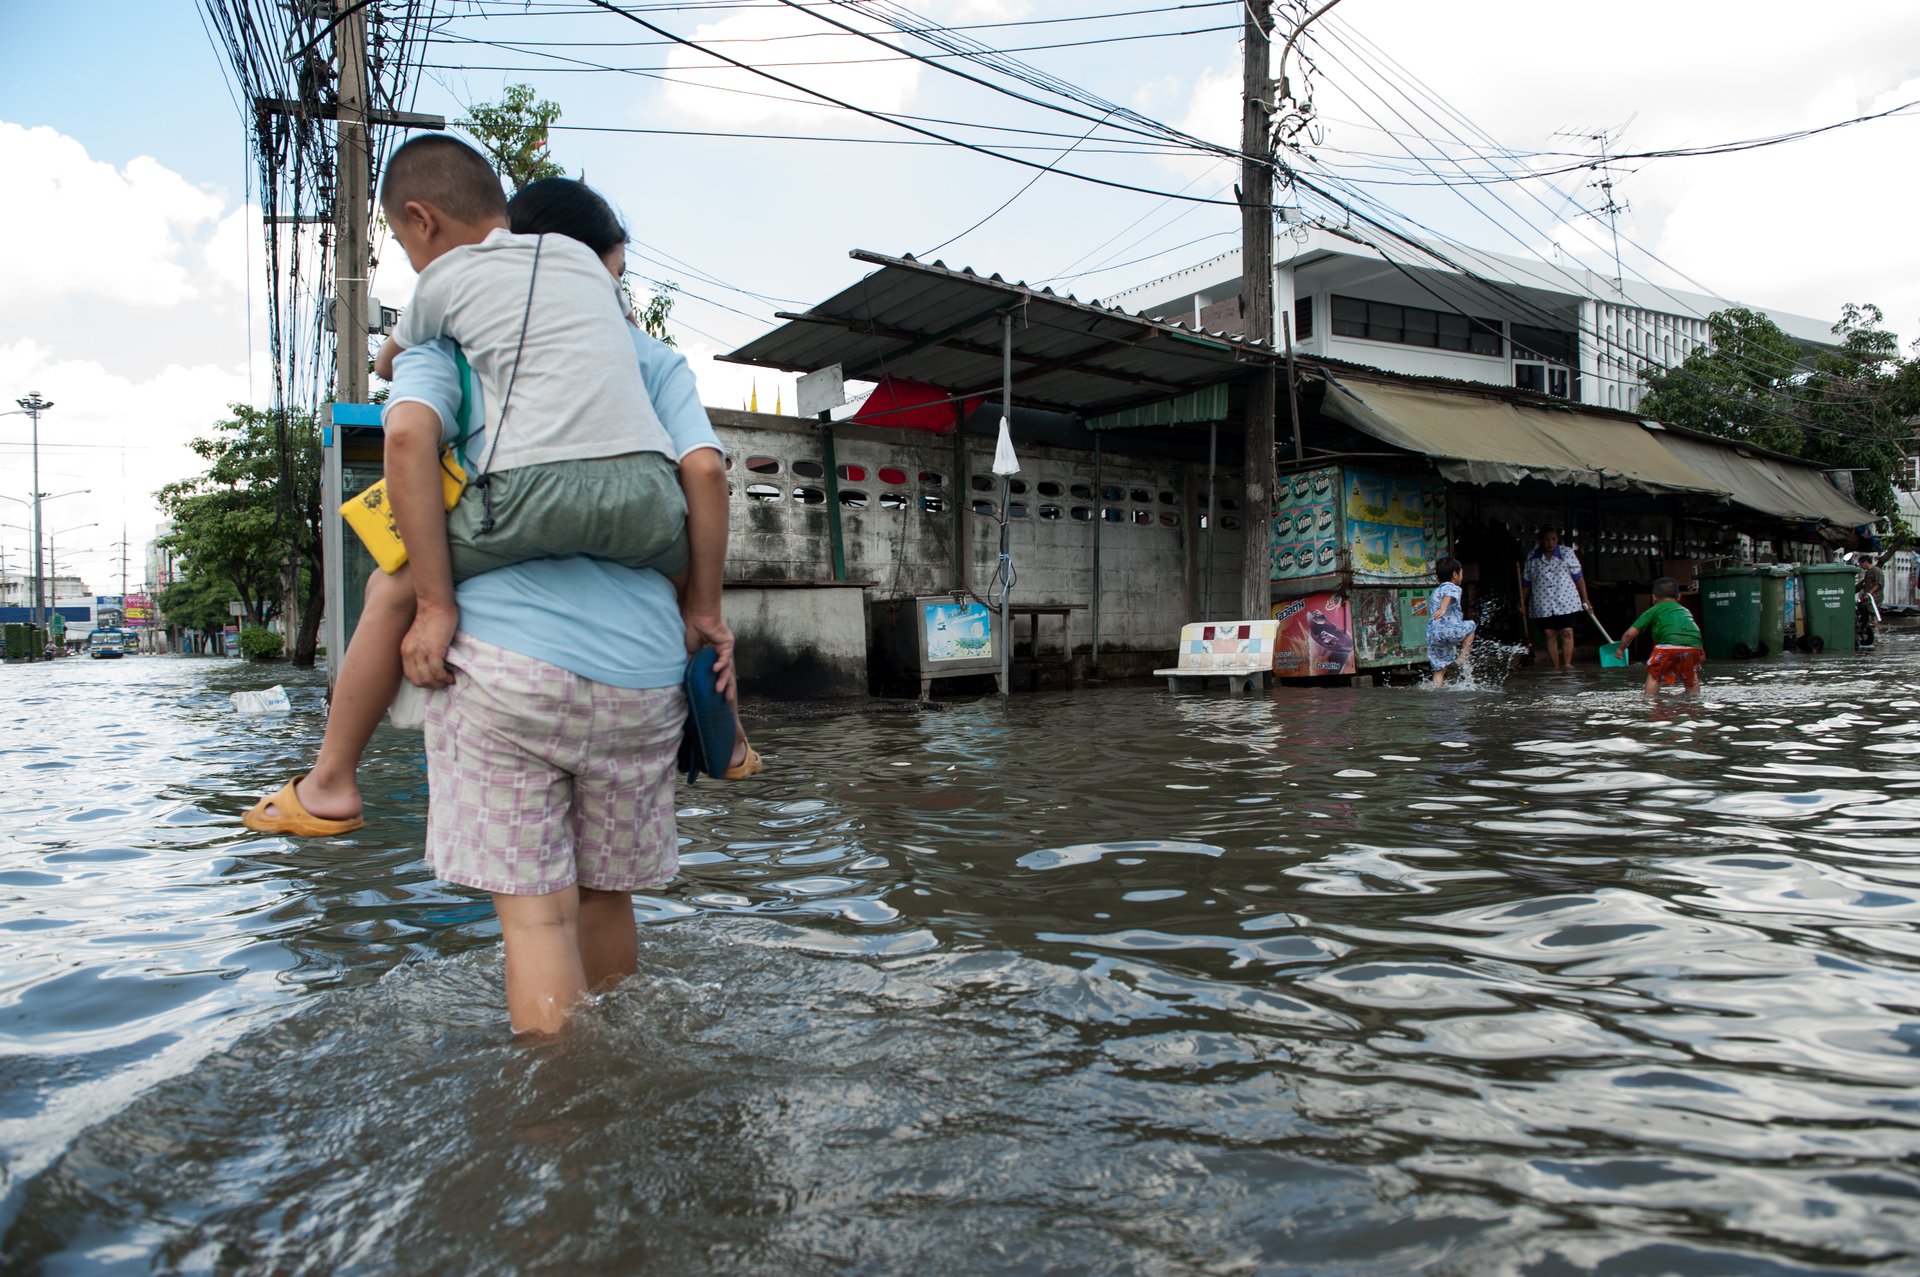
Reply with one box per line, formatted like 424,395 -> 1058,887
1269,465 -> 1449,677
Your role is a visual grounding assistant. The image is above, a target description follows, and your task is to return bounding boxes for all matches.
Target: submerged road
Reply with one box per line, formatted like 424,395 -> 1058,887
2,639 -> 1918,1273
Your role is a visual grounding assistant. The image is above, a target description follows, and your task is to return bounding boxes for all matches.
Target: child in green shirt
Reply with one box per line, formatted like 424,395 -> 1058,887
1614,576 -> 1705,693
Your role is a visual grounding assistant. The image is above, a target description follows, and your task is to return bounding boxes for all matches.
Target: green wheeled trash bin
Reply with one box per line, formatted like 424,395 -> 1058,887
1755,565 -> 1792,658
1796,562 -> 1859,652
1698,567 -> 1764,660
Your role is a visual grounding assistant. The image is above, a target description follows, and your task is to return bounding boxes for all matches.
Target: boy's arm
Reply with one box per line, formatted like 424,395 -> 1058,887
679,446 -> 735,698
386,401 -> 460,688
379,263 -> 454,382
373,335 -> 404,383
1616,624 -> 1640,651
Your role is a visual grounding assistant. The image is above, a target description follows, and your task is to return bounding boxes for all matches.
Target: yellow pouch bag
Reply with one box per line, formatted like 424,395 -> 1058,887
340,350 -> 476,574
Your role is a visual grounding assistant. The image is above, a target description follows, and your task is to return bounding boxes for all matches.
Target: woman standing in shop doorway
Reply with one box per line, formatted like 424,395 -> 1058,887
1521,526 -> 1592,669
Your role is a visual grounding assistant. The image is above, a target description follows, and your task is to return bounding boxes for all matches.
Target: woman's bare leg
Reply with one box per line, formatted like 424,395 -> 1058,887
495,887 -> 587,1036
577,887 -> 638,991
291,565 -> 417,821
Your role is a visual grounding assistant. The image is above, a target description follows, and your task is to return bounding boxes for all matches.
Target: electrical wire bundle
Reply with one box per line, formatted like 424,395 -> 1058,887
199,0 -> 1915,472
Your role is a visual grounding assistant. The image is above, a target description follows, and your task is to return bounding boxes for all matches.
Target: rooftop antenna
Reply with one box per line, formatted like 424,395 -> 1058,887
1552,114 -> 1635,293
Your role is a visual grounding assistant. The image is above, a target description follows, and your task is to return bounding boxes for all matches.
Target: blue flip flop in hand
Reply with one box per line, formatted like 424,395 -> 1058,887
678,646 -> 737,783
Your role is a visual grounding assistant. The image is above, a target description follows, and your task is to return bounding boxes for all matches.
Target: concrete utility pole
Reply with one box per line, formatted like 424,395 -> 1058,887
1239,2 -> 1277,622
333,0 -> 371,407
17,393 -> 53,655
115,526 -> 131,601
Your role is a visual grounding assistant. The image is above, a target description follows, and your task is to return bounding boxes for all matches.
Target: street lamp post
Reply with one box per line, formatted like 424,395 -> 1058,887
16,394 -> 53,649
3,394 -> 56,656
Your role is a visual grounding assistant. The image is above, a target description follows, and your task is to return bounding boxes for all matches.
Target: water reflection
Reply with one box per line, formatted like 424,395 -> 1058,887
3,635 -> 1919,1272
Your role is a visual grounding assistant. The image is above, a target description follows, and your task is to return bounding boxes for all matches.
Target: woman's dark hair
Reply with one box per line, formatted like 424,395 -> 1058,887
506,178 -> 626,257
1436,556 -> 1462,582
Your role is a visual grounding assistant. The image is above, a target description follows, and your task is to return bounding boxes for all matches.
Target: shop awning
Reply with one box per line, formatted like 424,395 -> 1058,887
1654,429 -> 1874,529
1319,373 -> 1725,495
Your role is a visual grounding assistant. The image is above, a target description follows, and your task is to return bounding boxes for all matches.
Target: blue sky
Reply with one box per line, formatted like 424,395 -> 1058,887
3,1 -> 1918,592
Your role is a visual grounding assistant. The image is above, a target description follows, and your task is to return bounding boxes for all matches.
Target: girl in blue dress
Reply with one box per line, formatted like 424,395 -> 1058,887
1427,556 -> 1477,685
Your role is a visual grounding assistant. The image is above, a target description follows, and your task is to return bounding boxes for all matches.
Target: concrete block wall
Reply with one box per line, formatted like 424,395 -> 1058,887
709,409 -> 1246,661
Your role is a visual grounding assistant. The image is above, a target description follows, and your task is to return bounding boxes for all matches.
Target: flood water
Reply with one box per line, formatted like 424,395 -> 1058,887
3,638 -> 1919,1274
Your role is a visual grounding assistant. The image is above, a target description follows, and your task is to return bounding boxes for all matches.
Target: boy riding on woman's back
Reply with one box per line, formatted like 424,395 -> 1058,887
246,136 -> 756,838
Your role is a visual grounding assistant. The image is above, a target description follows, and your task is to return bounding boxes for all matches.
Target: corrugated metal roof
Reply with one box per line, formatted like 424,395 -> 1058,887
721,250 -> 1281,416
1085,384 -> 1232,431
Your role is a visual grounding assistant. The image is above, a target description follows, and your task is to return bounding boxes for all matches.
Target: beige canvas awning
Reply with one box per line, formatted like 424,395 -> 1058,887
1655,429 -> 1874,529
1320,373 -> 1725,496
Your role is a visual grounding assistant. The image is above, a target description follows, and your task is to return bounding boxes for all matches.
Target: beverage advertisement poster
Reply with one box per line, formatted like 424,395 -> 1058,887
922,600 -> 993,663
1270,465 -> 1340,581
1344,470 -> 1435,583
1271,592 -> 1356,676
1351,586 -> 1431,664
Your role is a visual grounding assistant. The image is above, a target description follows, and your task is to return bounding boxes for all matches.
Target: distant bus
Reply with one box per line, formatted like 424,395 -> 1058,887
87,628 -> 126,659
121,630 -> 139,654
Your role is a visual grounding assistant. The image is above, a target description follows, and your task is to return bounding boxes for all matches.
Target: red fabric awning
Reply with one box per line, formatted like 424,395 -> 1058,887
849,377 -> 981,433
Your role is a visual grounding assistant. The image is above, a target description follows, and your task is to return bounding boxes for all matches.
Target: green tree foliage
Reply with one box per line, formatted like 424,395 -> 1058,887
463,84 -> 566,191
237,625 -> 285,661
157,405 -> 325,666
1638,304 -> 1919,521
157,571 -> 235,639
626,279 -> 677,348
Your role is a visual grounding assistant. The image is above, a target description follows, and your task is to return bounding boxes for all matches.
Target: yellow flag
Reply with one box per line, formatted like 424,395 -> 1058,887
775,385 -> 783,414
750,379 -> 759,413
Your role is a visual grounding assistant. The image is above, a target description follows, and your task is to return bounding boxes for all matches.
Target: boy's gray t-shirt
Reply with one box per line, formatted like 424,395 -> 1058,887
393,227 -> 676,470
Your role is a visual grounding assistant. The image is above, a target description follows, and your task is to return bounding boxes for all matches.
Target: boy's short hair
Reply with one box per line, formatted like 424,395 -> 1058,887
1435,556 -> 1462,582
1651,576 -> 1680,599
380,135 -> 506,223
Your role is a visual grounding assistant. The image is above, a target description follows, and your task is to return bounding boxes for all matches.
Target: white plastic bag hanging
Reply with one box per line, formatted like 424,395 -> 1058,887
388,680 -> 436,731
992,415 -> 1021,477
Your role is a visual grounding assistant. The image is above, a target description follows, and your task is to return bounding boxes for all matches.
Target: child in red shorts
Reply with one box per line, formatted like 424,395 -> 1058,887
1614,576 -> 1706,693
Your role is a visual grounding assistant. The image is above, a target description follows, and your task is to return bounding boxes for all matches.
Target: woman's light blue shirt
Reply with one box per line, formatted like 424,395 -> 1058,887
382,329 -> 720,689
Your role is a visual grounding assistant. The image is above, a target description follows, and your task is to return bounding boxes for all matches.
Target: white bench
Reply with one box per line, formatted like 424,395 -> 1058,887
1153,620 -> 1279,693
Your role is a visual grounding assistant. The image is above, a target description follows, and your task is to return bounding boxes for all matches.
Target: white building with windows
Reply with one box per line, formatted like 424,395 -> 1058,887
145,522 -> 178,595
1105,227 -> 1838,413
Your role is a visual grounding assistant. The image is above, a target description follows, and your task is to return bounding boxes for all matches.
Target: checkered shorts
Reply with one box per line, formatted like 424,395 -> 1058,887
424,633 -> 685,895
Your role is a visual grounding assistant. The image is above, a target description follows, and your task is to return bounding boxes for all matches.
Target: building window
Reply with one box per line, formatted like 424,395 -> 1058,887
1511,324 -> 1576,366
1515,361 -> 1574,400
1903,454 -> 1920,491
1331,295 -> 1501,356
1293,295 -> 1313,340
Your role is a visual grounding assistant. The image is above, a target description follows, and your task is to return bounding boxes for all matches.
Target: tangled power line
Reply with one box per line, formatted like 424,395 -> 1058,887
197,0 -> 1918,452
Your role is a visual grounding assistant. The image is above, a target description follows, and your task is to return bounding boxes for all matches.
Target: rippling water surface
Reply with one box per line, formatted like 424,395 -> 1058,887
3,639 -> 1920,1274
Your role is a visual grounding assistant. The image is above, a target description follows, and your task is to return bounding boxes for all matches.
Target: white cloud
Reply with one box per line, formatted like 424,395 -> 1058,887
950,0 -> 1031,18
0,339 -> 260,593
0,121 -> 236,309
1132,2 -> 1920,342
658,6 -> 925,130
